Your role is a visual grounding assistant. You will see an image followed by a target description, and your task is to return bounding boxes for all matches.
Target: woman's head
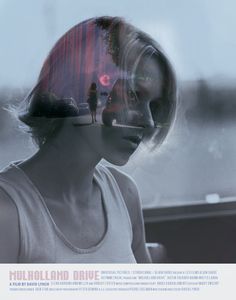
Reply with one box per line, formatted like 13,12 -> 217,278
18,16 -> 176,161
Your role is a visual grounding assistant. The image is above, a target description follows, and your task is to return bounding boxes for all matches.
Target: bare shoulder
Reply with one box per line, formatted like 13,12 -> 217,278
107,166 -> 151,262
106,166 -> 141,222
0,187 -> 20,262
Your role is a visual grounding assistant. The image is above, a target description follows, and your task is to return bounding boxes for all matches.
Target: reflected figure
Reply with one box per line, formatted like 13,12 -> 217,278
87,82 -> 98,123
0,17 -> 176,263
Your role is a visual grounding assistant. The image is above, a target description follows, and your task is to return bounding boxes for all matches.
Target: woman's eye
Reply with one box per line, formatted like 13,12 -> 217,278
136,75 -> 152,82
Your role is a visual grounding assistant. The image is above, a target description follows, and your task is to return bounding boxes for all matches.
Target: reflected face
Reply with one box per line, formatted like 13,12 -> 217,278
98,44 -> 165,131
76,53 -> 165,165
105,54 -> 164,164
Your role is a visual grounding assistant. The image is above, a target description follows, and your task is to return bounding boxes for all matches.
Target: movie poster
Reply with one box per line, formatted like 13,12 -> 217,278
0,0 -> 236,299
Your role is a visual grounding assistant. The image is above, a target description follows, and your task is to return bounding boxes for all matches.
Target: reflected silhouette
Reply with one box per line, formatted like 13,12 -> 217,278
87,82 -> 98,123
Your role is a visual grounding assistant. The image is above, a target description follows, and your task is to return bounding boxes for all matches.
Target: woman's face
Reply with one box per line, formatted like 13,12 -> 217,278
27,19 -> 174,160
76,52 -> 165,166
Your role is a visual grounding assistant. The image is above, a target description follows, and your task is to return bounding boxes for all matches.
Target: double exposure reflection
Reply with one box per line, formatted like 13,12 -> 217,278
19,17 -> 176,152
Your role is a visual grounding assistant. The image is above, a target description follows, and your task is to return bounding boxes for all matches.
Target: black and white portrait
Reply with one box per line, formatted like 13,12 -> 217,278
0,0 -> 236,264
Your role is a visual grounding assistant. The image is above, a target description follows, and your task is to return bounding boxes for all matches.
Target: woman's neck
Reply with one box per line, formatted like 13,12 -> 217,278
19,133 -> 102,204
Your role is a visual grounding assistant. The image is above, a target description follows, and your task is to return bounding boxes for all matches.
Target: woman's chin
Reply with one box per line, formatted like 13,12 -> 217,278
105,153 -> 131,166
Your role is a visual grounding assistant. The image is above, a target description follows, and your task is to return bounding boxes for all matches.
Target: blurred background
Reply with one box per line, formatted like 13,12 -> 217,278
1,0 -> 236,208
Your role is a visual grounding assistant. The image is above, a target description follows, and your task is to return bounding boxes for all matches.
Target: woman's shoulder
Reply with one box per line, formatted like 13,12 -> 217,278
0,162 -> 21,261
104,165 -> 142,224
0,185 -> 18,217
0,163 -> 20,227
104,165 -> 151,263
0,186 -> 20,262
0,161 -> 21,185
105,166 -> 139,198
